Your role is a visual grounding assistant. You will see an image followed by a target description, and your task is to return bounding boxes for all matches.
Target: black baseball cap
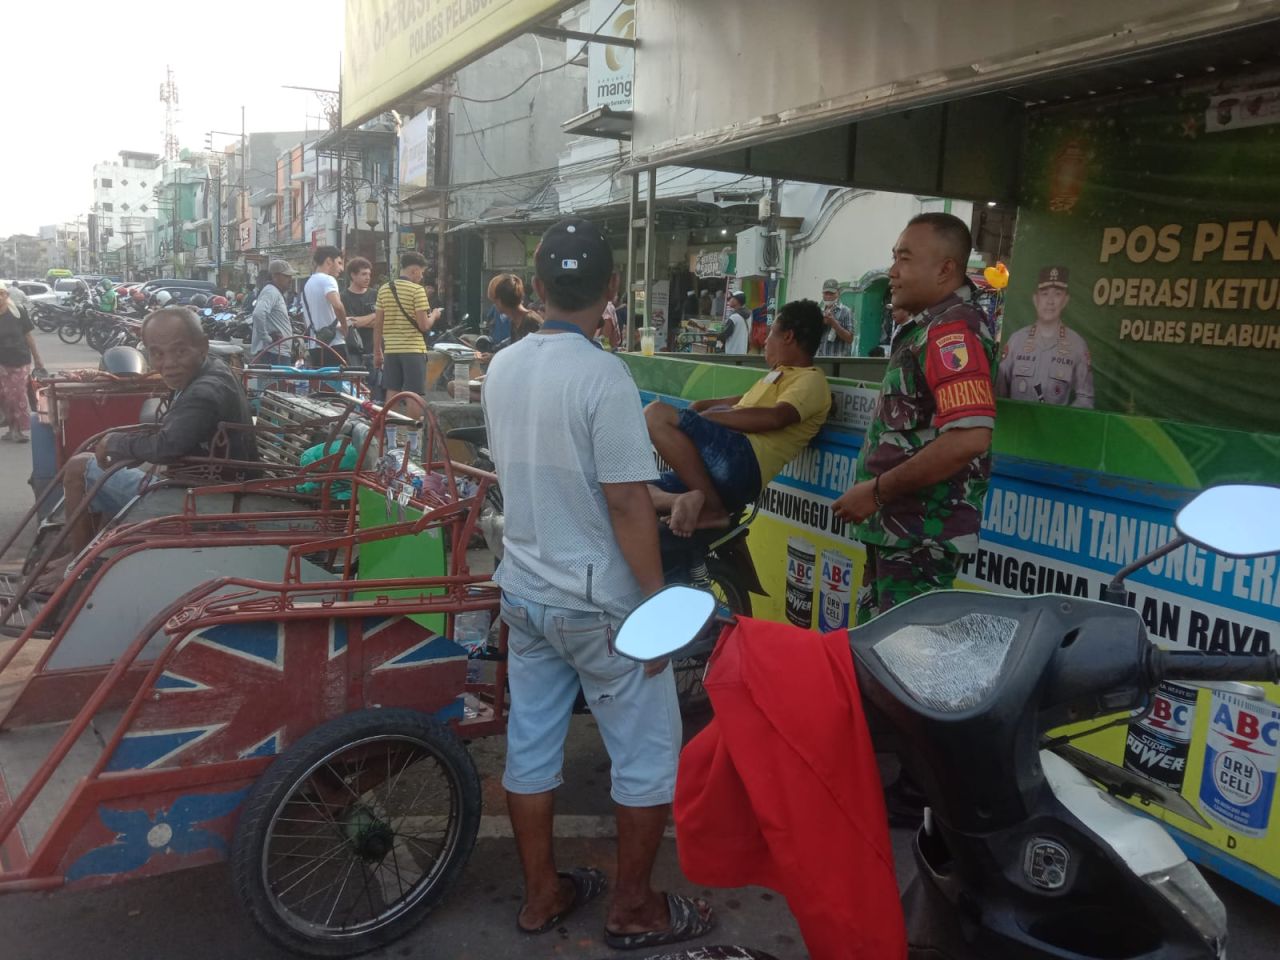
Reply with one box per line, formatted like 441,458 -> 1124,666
535,218 -> 614,292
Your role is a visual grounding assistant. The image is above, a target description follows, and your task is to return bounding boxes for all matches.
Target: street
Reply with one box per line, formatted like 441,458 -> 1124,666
0,329 -> 1276,958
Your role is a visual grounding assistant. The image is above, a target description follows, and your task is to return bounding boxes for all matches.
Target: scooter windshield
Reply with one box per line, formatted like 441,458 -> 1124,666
873,613 -> 1020,712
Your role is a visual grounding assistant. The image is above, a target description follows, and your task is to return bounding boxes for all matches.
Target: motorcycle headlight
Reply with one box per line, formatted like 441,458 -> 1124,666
1144,861 -> 1227,956
872,613 -> 1019,712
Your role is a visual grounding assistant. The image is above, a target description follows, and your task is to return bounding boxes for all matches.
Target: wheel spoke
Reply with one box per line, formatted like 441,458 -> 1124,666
272,838 -> 352,894
259,729 -> 473,942
323,855 -> 359,928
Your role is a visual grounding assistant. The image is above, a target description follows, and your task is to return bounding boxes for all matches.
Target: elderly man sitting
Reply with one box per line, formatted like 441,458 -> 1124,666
39,308 -> 258,583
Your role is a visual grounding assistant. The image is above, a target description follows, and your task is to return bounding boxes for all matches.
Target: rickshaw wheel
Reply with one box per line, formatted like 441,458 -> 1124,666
231,708 -> 482,957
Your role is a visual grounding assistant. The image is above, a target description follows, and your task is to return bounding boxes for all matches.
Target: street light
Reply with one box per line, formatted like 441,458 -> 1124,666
364,200 -> 380,230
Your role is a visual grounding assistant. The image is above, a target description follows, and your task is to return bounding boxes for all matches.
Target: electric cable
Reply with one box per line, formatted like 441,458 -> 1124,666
450,0 -> 627,105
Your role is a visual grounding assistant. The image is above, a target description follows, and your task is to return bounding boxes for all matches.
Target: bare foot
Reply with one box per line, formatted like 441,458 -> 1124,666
668,490 -> 705,537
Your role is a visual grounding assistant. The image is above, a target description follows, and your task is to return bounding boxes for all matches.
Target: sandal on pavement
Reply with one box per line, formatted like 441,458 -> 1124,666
517,866 -> 609,935
604,892 -> 717,951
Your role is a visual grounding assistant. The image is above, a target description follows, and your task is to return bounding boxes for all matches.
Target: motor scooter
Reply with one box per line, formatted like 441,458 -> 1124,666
610,483 -> 1280,960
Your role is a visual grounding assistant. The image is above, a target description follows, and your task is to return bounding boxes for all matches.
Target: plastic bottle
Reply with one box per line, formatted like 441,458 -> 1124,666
455,609 -> 490,683
452,361 -> 470,403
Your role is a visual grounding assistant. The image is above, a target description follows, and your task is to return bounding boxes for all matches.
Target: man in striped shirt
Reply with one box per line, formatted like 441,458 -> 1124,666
374,251 -> 441,449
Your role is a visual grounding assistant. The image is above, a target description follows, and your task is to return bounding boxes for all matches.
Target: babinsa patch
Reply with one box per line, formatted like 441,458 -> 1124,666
935,332 -> 970,372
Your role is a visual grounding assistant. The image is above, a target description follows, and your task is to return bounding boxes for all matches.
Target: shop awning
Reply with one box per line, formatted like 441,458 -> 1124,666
625,1 -> 1280,200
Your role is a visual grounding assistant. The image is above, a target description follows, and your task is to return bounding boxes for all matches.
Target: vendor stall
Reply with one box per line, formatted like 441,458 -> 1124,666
621,0 -> 1280,905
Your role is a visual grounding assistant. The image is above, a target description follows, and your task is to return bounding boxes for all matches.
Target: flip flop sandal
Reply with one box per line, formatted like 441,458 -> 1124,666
604,892 -> 717,951
517,866 -> 609,935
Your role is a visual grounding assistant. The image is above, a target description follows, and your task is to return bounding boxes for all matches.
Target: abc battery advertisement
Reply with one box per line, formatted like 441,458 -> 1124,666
627,354 -> 1280,903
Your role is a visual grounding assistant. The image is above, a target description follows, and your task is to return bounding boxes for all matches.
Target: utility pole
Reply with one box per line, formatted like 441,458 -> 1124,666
207,118 -> 246,286
213,165 -> 222,282
766,176 -> 781,310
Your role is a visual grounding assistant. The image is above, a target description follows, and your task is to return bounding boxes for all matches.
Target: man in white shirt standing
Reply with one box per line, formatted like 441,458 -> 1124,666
718,290 -> 750,354
482,218 -> 715,950
301,245 -> 349,366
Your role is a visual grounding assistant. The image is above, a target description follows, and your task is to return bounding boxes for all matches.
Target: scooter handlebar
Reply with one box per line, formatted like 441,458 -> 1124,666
1152,649 -> 1280,684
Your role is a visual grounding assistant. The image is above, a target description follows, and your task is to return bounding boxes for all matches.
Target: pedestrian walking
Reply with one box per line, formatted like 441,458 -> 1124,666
482,217 -> 715,950
0,284 -> 44,443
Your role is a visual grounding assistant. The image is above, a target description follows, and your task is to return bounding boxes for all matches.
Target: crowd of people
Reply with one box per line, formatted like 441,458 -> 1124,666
6,207 -> 994,951
478,209 -> 994,949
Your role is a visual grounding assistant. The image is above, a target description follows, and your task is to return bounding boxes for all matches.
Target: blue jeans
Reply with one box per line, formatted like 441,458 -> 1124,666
499,591 -> 681,806
654,407 -> 762,512
84,458 -> 150,518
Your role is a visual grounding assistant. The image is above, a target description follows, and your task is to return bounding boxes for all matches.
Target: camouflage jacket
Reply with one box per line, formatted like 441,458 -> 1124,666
852,287 -> 997,549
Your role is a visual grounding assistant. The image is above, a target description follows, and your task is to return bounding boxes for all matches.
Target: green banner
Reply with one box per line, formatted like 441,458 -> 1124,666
1006,81 -> 1280,432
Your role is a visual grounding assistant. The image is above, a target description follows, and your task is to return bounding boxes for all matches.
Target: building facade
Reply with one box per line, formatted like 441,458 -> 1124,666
92,151 -> 162,272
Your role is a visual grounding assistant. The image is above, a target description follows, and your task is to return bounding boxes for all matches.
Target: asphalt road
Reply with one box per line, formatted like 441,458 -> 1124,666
0,329 -> 1275,958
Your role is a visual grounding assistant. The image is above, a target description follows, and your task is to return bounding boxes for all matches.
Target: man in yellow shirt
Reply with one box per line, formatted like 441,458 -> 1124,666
374,251 -> 442,449
646,299 -> 831,535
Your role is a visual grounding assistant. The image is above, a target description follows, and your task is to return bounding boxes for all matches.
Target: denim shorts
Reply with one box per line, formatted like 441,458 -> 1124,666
654,407 -> 762,512
499,591 -> 681,806
84,458 -> 150,518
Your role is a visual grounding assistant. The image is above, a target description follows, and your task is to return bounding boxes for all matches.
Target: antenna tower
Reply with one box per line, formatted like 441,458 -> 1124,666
160,65 -> 180,160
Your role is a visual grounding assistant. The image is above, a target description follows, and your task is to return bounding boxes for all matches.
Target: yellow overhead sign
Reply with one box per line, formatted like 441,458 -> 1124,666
343,0 -> 577,126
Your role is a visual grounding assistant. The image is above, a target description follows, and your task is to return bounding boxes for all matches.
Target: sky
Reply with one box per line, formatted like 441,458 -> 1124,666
0,1 -> 345,237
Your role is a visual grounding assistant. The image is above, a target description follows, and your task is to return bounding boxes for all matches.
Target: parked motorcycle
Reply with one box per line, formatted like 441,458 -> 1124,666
31,302 -> 65,333
444,420 -> 761,714
612,483 -> 1280,960
427,319 -> 481,394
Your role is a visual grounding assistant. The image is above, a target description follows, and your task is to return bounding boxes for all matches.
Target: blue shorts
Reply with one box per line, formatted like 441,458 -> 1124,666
499,591 -> 681,807
654,407 -> 762,512
84,458 -> 150,518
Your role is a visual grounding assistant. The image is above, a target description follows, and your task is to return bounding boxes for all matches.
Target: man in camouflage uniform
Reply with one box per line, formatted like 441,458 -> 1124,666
833,213 -> 997,624
996,265 -> 1094,407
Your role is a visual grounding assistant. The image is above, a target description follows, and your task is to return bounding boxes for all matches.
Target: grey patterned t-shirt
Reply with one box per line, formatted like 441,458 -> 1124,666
482,331 -> 659,620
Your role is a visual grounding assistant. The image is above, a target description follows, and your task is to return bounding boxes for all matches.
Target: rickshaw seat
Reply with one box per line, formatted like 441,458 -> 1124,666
116,485 -> 319,523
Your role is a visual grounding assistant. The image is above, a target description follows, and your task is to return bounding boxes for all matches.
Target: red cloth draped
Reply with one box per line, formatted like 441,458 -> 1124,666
674,618 -> 906,960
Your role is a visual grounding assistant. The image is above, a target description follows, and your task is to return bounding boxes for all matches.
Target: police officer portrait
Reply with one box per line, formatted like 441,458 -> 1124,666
996,265 -> 1095,407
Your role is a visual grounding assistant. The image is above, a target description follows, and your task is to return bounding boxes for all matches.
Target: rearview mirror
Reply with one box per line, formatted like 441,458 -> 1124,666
614,585 -> 717,662
1175,485 -> 1280,558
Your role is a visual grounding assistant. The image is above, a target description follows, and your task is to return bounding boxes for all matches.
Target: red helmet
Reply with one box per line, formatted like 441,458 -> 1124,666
131,288 -> 147,301
115,285 -> 130,296
210,295 -> 230,309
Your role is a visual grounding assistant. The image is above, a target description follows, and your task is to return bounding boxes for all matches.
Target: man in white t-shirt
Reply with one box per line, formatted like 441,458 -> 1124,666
483,217 -> 715,949
718,289 -> 750,354
301,245 -> 349,366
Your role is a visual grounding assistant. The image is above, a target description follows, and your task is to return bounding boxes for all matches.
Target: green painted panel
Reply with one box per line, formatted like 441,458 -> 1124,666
355,485 -> 447,633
